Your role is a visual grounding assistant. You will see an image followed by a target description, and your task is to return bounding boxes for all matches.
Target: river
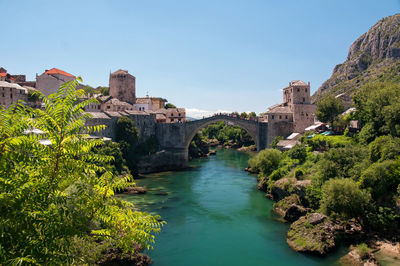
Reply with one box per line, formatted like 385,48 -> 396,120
121,148 -> 346,266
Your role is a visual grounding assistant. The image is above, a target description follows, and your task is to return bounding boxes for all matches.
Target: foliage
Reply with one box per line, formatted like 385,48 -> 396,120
319,178 -> 371,221
115,116 -> 159,172
200,121 -> 254,147
368,135 -> 400,162
0,79 -> 164,264
355,243 -> 371,258
301,135 -> 353,151
270,136 -> 283,149
165,103 -> 176,109
240,112 -> 248,119
359,159 -> 400,202
92,141 -> 128,176
354,82 -> 400,143
315,95 -> 345,125
248,149 -> 281,177
248,112 -> 257,118
316,145 -> 367,181
189,133 -> 209,158
286,144 -> 307,163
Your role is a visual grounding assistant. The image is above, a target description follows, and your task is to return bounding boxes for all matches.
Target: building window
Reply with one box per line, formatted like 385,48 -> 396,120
178,113 -> 181,116
171,118 -> 174,122
107,106 -> 110,109
10,88 -> 12,92
279,115 -> 282,119
306,113 -> 308,117
297,88 -> 299,92
171,113 -> 173,116
303,97 -> 305,102
2,93 -> 4,97
305,88 -> 307,92
285,115 -> 288,119
178,118 -> 181,122
271,115 -> 274,120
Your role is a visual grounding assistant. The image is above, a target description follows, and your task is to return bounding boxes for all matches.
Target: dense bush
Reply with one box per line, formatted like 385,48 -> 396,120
248,149 -> 281,177
315,95 -> 345,125
320,178 -> 371,221
286,144 -> 307,163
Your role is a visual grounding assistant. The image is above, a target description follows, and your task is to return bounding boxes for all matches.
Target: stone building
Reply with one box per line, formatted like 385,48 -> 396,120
155,108 -> 186,123
265,80 -> 316,135
84,95 -> 135,112
135,96 -> 167,111
135,97 -> 153,111
0,81 -> 28,108
36,68 -> 75,96
109,69 -> 136,104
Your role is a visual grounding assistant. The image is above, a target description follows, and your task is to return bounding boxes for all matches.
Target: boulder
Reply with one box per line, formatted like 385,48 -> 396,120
270,178 -> 295,201
284,205 -> 309,223
273,195 -> 309,222
287,214 -> 363,256
286,215 -> 336,256
308,213 -> 327,225
257,177 -> 269,192
292,179 -> 312,202
123,186 -> 147,194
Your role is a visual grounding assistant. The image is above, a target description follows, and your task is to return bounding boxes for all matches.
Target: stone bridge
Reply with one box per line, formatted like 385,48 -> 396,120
155,115 -> 269,162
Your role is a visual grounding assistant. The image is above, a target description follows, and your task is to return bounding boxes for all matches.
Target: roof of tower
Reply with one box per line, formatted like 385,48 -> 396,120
45,68 -> 75,77
111,69 -> 129,75
289,80 -> 308,86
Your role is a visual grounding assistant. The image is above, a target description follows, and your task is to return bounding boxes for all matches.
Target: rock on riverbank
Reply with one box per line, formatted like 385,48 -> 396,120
286,213 -> 362,256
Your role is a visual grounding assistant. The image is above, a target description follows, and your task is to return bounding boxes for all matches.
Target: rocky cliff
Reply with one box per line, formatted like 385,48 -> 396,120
312,14 -> 400,103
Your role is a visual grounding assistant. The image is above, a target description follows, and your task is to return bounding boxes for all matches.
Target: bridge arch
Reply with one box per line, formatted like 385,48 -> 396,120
155,114 -> 269,163
183,115 -> 260,160
183,116 -> 259,150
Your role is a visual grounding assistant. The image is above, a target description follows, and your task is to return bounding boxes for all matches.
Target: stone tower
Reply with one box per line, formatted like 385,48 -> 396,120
109,69 -> 136,104
283,80 -> 311,106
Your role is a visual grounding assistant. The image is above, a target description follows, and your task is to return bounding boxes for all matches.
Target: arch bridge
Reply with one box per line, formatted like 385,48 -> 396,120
156,114 -> 269,162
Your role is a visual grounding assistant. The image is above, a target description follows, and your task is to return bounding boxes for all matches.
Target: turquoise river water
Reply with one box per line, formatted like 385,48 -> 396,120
121,149 -> 346,266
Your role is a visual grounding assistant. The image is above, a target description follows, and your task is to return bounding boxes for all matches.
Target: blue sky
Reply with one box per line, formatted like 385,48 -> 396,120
1,0 -> 399,117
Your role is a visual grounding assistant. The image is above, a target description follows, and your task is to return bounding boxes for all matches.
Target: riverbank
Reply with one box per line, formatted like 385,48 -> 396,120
122,148 -> 346,265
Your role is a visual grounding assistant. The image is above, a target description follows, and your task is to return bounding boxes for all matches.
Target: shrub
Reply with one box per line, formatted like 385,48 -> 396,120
248,149 -> 282,177
368,135 -> 400,162
320,178 -> 371,221
359,160 -> 400,202
287,144 -> 307,163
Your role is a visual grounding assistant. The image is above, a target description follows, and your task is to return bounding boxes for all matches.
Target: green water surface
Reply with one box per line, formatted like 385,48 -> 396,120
122,149 -> 346,266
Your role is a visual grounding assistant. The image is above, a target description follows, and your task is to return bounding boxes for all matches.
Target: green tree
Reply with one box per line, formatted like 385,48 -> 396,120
0,78 -> 163,264
359,159 -> 400,202
270,136 -> 283,149
320,178 -> 371,221
354,82 -> 400,142
165,103 -> 176,109
286,144 -> 307,163
248,149 -> 282,177
315,95 -> 345,125
240,112 -> 248,119
249,112 -> 257,118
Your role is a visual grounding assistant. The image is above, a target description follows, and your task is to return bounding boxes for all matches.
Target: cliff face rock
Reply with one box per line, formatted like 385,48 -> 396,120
312,14 -> 400,103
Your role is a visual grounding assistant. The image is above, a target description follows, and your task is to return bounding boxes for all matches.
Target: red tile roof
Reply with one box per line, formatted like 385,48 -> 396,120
45,68 -> 75,77
0,73 -> 7,77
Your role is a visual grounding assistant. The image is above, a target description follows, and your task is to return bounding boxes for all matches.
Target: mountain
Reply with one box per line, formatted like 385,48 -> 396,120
312,14 -> 400,103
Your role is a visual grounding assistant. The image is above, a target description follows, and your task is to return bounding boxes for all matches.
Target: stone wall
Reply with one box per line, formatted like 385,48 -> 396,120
267,121 -> 294,146
292,104 -> 316,132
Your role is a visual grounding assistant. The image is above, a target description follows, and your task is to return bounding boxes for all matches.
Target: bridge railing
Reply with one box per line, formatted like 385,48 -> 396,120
185,113 -> 261,124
